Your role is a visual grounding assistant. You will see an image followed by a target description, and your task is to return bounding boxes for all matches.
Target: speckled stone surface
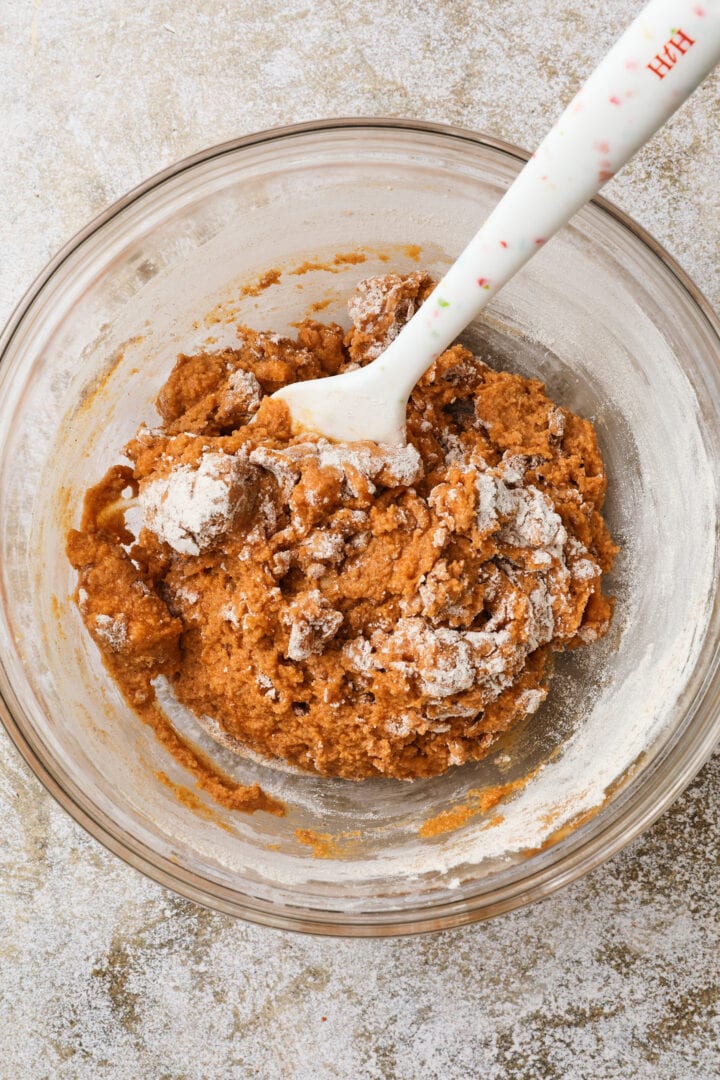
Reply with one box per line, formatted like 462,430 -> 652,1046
1,2 -> 719,1077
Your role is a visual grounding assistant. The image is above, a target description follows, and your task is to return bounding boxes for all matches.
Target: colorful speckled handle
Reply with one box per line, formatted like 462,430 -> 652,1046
380,0 -> 720,402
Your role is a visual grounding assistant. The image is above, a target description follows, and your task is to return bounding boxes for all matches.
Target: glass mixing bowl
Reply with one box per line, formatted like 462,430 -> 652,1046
1,120 -> 719,936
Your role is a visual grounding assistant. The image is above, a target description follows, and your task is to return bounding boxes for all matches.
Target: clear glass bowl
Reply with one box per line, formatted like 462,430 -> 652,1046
1,120 -> 719,936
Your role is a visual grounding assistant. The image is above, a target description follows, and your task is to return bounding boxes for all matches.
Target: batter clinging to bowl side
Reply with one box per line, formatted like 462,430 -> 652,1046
67,271 -> 617,782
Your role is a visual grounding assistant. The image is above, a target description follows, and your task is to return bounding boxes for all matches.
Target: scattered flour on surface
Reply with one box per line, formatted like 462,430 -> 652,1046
94,613 -> 127,651
284,590 -> 344,661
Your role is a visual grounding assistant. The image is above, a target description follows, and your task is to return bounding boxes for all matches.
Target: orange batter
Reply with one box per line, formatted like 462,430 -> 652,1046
67,271 -> 617,791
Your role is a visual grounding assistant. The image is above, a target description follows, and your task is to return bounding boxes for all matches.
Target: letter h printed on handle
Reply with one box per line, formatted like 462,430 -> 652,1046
647,28 -> 696,78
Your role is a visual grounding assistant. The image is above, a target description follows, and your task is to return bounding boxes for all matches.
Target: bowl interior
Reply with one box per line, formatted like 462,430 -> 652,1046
1,123 -> 719,932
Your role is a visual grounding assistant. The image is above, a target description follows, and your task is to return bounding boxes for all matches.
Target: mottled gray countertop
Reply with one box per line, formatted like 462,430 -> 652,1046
1,2 -> 719,1077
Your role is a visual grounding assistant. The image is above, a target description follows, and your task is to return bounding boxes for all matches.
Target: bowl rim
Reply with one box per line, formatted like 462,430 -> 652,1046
1,116 -> 719,937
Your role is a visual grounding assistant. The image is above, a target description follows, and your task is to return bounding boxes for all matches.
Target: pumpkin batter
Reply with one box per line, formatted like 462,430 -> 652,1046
67,271 -> 617,790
